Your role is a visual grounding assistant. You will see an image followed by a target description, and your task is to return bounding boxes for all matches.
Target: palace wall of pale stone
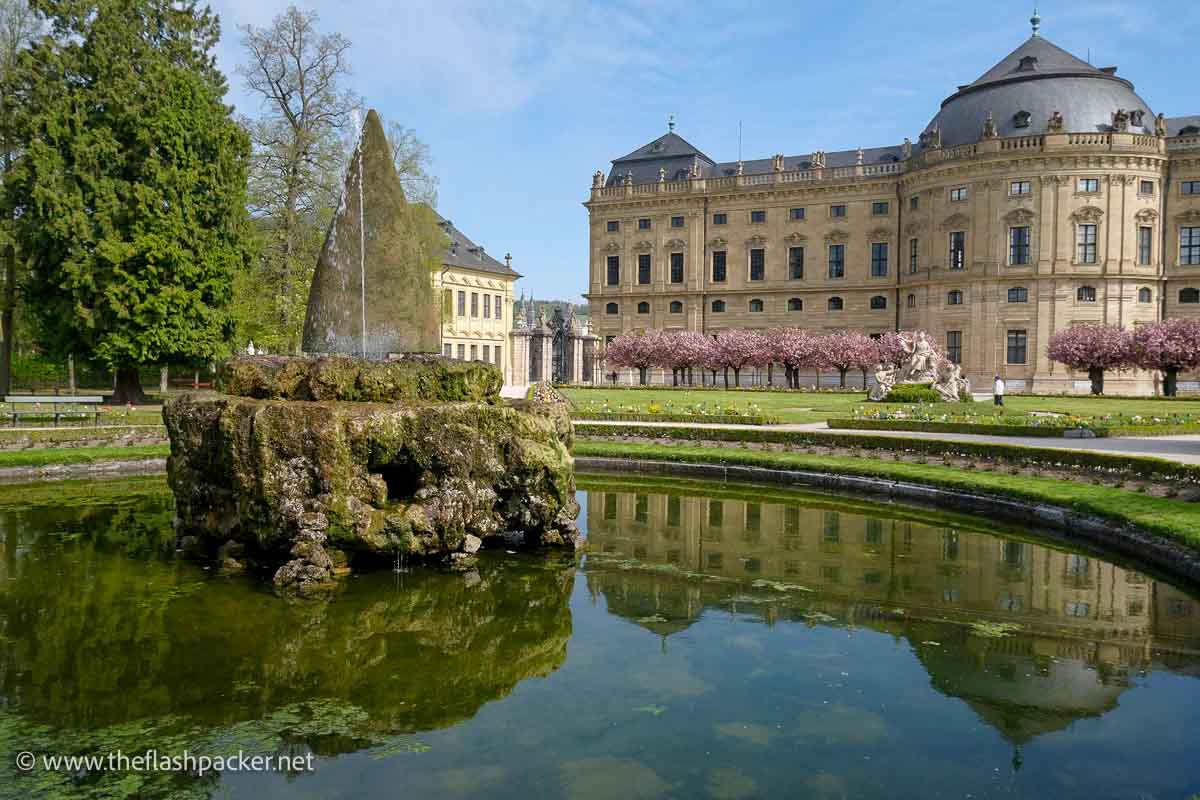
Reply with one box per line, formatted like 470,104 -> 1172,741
585,134 -> 1200,393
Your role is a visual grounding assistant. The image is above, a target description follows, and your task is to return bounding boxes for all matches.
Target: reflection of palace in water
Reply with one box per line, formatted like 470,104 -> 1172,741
584,486 -> 1200,744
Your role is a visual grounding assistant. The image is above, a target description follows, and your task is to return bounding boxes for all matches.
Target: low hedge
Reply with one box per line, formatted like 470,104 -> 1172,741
573,422 -> 1200,484
571,411 -> 777,425
882,384 -> 942,403
558,384 -> 866,394
828,418 -> 1110,438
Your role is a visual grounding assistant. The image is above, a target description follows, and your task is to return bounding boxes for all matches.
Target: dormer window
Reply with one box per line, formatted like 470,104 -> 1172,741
1130,110 -> 1145,127
1013,110 -> 1032,129
1180,126 -> 1200,136
1017,55 -> 1038,71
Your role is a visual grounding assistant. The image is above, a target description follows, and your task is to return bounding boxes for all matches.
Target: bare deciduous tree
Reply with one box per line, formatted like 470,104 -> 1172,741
387,120 -> 439,207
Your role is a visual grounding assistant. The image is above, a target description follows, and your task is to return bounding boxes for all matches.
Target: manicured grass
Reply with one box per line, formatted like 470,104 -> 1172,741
561,386 -> 1200,427
0,444 -> 169,468
573,440 -> 1200,548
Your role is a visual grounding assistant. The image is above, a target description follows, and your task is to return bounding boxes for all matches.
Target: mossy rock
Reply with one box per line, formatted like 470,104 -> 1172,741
216,355 -> 501,404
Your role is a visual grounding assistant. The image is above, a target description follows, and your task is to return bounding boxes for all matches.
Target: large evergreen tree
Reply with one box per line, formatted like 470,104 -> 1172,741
3,0 -> 251,402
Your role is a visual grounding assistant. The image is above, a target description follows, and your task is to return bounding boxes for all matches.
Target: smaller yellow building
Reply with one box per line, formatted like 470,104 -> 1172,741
432,213 -> 520,385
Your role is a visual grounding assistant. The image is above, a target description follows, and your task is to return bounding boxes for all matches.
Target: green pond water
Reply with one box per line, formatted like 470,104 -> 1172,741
0,475 -> 1198,799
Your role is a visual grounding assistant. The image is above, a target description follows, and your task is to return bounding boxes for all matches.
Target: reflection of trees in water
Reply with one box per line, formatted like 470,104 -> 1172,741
583,484 -> 1200,745
0,492 -> 576,798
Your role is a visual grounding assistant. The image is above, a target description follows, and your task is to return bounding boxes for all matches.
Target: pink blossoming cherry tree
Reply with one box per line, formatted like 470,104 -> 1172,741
1132,319 -> 1200,397
1046,323 -> 1134,395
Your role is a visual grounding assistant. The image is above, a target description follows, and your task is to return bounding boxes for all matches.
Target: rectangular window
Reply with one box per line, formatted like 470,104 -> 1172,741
638,253 -> 651,284
788,247 -> 804,279
456,343 -> 465,360
713,212 -> 727,225
909,238 -> 919,273
1183,227 -> 1200,265
1009,226 -> 1031,264
1183,181 -> 1200,195
470,344 -> 477,361
457,291 -> 466,317
712,250 -> 727,282
638,218 -> 651,230
671,215 -> 684,228
750,209 -> 766,223
790,207 -> 806,220
950,186 -> 968,202
909,196 -> 919,210
1007,329 -> 1027,364
870,242 -> 889,277
871,201 -> 889,216
946,331 -> 962,364
606,220 -> 619,232
483,344 -> 490,361
1010,180 -> 1032,196
1139,180 -> 1154,196
828,245 -> 845,278
494,345 -> 501,366
443,344 -> 451,357
1008,287 -> 1028,303
1078,178 -> 1100,193
606,255 -> 620,286
949,231 -> 966,270
830,204 -> 847,218
749,248 -> 765,281
670,252 -> 684,283
1138,226 -> 1153,265
495,295 -> 503,322
470,293 -> 479,317
1076,224 -> 1097,263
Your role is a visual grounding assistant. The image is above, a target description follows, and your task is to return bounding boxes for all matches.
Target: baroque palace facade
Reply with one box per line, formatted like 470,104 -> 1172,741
584,19 -> 1200,392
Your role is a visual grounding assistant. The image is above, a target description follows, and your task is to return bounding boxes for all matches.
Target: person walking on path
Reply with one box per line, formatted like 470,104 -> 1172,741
993,375 -> 1005,407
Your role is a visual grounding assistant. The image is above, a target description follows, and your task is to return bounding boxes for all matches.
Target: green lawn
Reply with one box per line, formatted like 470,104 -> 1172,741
574,440 -> 1200,548
560,387 -> 1200,426
0,444 -> 169,468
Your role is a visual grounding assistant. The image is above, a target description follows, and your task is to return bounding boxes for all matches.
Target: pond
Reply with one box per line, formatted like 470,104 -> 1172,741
0,475 -> 1198,799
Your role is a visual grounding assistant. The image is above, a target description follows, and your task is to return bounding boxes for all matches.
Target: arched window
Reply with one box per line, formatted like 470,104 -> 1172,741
637,301 -> 650,314
947,290 -> 963,305
870,295 -> 887,310
827,296 -> 844,311
605,302 -> 618,315
1138,287 -> 1152,303
1013,110 -> 1031,128
906,293 -> 916,308
711,300 -> 726,313
1007,287 -> 1028,303
669,300 -> 683,314
1180,288 -> 1200,304
748,298 -> 764,312
787,298 -> 803,311
1077,286 -> 1096,302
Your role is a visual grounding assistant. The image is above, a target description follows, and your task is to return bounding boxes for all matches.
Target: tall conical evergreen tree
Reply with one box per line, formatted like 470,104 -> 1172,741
2,0 -> 252,403
302,109 -> 443,356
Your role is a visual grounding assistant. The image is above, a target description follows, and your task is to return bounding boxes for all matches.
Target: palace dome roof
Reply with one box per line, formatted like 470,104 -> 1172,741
926,34 -> 1154,147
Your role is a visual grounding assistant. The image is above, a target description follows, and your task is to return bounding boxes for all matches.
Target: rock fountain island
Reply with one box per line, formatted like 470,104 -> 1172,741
163,110 -> 580,593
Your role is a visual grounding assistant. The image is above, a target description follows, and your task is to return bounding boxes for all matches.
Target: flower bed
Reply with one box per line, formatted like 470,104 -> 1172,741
571,399 -> 779,425
829,418 -> 1109,438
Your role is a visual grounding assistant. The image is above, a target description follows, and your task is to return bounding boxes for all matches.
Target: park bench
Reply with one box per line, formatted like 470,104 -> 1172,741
4,395 -> 108,427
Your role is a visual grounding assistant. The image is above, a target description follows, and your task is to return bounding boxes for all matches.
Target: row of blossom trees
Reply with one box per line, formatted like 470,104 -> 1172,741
1048,320 -> 1200,395
604,320 -> 1200,395
604,329 -> 931,388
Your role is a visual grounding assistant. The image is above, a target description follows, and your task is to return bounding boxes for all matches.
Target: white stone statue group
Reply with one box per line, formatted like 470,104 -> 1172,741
868,331 -> 971,402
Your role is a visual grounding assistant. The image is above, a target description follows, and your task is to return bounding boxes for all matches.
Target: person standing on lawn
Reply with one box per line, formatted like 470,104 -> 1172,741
993,375 -> 1005,407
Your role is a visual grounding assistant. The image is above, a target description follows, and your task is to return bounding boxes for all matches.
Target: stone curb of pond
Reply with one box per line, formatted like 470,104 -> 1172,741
575,456 -> 1200,587
0,458 -> 167,483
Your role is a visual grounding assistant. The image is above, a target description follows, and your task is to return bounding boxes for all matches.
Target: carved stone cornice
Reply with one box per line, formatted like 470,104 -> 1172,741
745,234 -> 769,248
1114,174 -> 1139,186
940,212 -> 971,231
1134,208 -> 1159,223
708,237 -> 728,248
1070,205 -> 1104,223
664,238 -> 687,249
632,240 -> 654,251
601,241 -> 621,253
824,230 -> 850,244
1177,209 -> 1200,224
868,226 -> 894,240
1003,208 -> 1035,225
784,232 -> 807,243
904,220 -> 926,237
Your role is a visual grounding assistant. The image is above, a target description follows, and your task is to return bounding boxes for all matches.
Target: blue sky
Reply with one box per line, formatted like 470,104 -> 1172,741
206,0 -> 1199,301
